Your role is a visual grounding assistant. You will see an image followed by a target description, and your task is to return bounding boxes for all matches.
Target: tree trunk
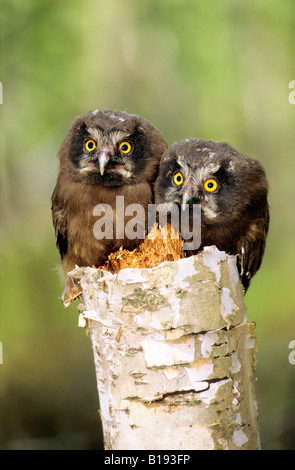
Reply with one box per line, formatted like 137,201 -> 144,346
71,246 -> 260,450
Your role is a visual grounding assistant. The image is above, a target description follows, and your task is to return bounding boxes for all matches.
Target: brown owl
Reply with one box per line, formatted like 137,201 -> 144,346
154,138 -> 269,291
51,109 -> 167,295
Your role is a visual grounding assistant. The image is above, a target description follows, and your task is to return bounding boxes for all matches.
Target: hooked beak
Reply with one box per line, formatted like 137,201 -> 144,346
98,154 -> 109,175
181,191 -> 192,212
97,147 -> 112,175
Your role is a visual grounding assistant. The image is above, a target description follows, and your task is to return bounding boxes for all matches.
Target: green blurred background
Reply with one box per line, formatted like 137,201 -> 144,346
1,0 -> 295,450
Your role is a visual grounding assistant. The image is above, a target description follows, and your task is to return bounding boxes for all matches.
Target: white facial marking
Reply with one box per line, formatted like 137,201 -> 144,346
87,127 -> 128,148
202,205 -> 218,219
114,166 -> 133,178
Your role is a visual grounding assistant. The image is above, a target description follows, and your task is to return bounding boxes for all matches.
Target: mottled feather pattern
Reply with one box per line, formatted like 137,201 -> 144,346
52,112 -> 269,294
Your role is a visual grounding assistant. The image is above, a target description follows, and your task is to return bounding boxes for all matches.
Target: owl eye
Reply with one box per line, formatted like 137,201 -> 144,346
173,172 -> 184,186
85,139 -> 97,152
204,178 -> 218,192
119,141 -> 132,154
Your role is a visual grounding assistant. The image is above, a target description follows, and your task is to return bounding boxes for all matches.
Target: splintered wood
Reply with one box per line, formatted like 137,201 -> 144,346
102,224 -> 185,273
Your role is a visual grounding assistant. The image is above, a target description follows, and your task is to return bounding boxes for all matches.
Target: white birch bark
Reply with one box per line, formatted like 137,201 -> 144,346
70,246 -> 260,450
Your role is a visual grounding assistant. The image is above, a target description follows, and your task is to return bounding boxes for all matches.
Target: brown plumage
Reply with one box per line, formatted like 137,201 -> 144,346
154,138 -> 269,291
51,109 -> 167,289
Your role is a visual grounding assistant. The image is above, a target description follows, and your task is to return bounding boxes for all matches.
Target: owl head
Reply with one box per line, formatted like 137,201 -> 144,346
58,109 -> 167,187
155,138 -> 268,225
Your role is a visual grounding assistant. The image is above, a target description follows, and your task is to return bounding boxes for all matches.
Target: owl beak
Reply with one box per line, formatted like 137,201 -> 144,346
98,155 -> 109,175
97,147 -> 112,175
181,191 -> 192,211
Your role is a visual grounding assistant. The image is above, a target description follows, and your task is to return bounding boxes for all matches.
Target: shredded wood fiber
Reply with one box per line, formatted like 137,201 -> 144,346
101,224 -> 185,273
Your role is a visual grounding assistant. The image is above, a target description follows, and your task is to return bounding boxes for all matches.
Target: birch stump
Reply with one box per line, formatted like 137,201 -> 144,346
70,246 -> 259,450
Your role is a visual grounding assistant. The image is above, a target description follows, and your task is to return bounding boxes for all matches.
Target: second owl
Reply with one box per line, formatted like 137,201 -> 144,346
154,138 -> 269,291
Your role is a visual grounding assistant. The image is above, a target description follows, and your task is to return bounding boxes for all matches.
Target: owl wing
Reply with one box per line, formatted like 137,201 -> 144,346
237,203 -> 269,292
51,190 -> 68,259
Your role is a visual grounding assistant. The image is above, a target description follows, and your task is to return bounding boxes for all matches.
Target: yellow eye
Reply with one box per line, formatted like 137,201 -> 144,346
85,139 -> 97,152
204,178 -> 218,192
173,172 -> 184,186
119,141 -> 132,154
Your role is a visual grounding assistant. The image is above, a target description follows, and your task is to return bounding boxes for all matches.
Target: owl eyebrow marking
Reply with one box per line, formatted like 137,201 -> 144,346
177,156 -> 191,177
86,127 -> 104,144
86,127 -> 129,147
176,156 -> 192,179
109,130 -> 130,146
177,156 -> 186,167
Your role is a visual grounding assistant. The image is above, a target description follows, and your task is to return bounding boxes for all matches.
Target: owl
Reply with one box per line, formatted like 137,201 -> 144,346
51,109 -> 167,293
154,138 -> 269,291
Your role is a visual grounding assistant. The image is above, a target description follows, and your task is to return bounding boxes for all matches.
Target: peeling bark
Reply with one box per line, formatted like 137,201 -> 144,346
70,246 -> 259,450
